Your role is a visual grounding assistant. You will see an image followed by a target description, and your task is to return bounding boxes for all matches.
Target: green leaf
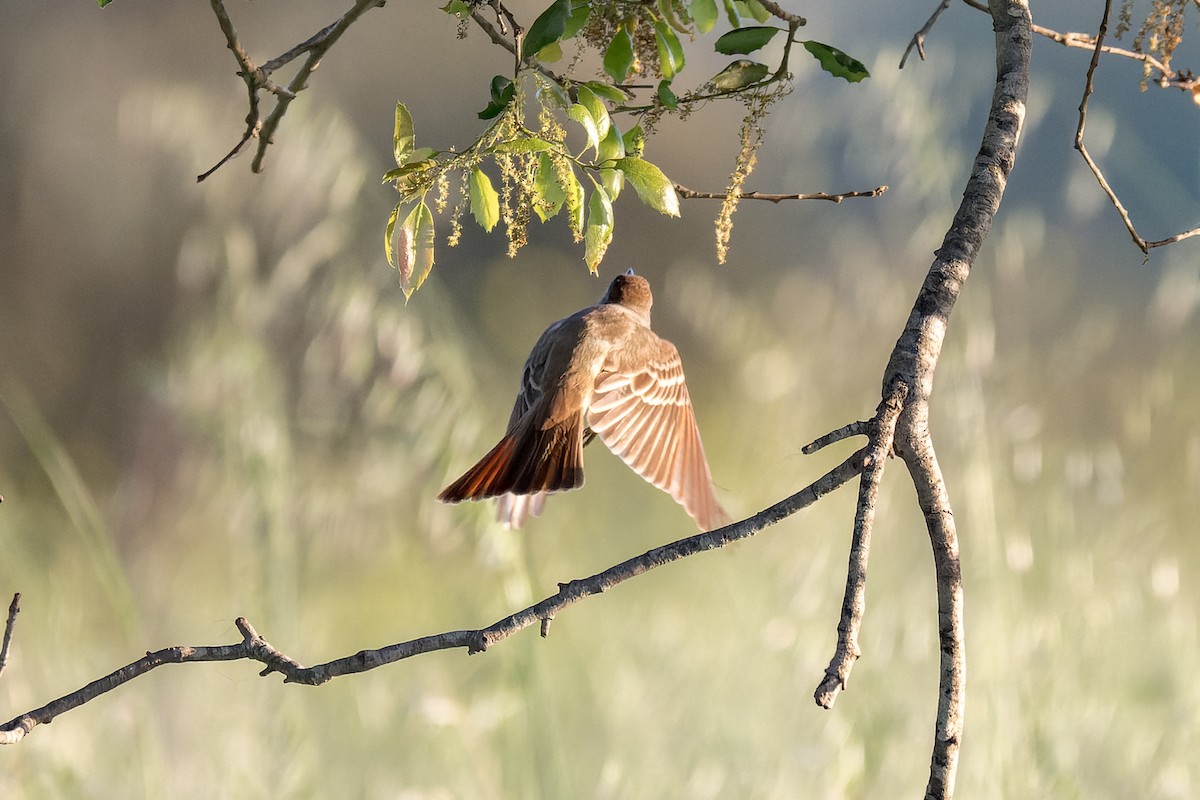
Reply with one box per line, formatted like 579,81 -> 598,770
721,0 -> 740,27
523,0 -> 571,61
491,137 -> 554,154
597,123 -> 626,165
575,85 -> 611,142
583,81 -> 629,104
97,0 -> 115,6
599,168 -> 624,203
708,59 -> 769,90
737,0 -> 771,23
614,156 -> 679,217
656,80 -> 678,109
490,75 -> 514,104
440,0 -> 470,18
713,26 -> 781,55
691,0 -> 718,33
598,125 -> 626,201
385,201 -> 403,268
563,2 -> 593,39
393,102 -> 416,167
401,202 -> 436,299
566,168 -> 585,238
657,0 -> 692,34
584,181 -> 614,273
537,41 -> 564,62
654,21 -> 686,79
803,41 -> 871,83
537,77 -> 572,109
568,103 -> 601,155
478,76 -> 516,119
469,168 -> 501,232
603,25 -> 636,84
534,153 -> 567,221
622,124 -> 646,158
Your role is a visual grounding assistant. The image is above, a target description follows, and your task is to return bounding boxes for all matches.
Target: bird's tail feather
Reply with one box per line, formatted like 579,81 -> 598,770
437,419 -> 584,503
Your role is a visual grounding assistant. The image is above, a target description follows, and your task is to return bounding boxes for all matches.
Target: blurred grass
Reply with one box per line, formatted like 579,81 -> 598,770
1,65 -> 1199,800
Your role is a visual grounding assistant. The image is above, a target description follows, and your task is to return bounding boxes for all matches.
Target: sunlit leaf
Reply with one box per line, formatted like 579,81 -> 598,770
575,85 -> 611,142
401,202 -> 436,299
584,181 -> 614,273
603,26 -> 635,84
713,26 -> 781,55
491,137 -> 554,154
622,124 -> 646,158
566,168 -> 585,238
654,21 -> 685,79
523,0 -> 571,61
393,102 -> 415,167
614,156 -> 679,217
597,123 -> 625,165
656,0 -> 692,35
469,168 -> 501,231
537,41 -> 564,62
599,168 -> 624,203
568,103 -> 601,155
97,0 -> 115,7
656,80 -> 678,109
691,0 -> 718,33
598,125 -> 626,201
803,41 -> 870,83
385,201 -> 403,268
534,152 -> 567,221
708,59 -> 769,90
721,0 -> 740,28
583,81 -> 628,104
440,0 -> 470,18
737,0 -> 771,23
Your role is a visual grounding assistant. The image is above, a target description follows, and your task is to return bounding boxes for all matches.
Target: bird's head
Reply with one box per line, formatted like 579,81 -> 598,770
601,268 -> 653,317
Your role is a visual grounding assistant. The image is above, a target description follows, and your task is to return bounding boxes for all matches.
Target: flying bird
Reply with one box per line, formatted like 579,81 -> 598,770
437,269 -> 729,530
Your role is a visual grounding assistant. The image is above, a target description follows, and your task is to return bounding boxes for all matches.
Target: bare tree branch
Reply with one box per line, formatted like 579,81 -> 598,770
1,451 -> 865,746
1073,0 -> 1200,254
901,0 -> 953,69
674,183 -> 889,204
814,380 -> 907,708
0,594 -> 18,681
874,0 -> 1029,794
199,0 -> 386,181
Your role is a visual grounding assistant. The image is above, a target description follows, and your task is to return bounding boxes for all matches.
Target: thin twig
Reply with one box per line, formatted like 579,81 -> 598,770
674,183 -> 888,204
0,594 -> 19,681
1073,0 -> 1200,254
199,0 -> 385,181
1,452 -> 865,746
802,420 -> 870,454
755,0 -> 806,27
901,0 -> 953,69
814,380 -> 907,709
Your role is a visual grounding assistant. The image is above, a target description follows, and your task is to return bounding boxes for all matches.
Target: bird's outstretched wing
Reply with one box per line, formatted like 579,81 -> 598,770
586,337 -> 729,531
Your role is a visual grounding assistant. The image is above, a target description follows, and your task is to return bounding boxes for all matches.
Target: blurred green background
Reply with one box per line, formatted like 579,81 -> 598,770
1,1 -> 1198,798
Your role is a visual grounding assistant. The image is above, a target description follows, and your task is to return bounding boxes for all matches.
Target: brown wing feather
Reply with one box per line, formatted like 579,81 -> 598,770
587,338 -> 729,530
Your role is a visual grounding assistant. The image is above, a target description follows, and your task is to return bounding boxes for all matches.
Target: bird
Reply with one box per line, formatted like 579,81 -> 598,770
437,268 -> 730,531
